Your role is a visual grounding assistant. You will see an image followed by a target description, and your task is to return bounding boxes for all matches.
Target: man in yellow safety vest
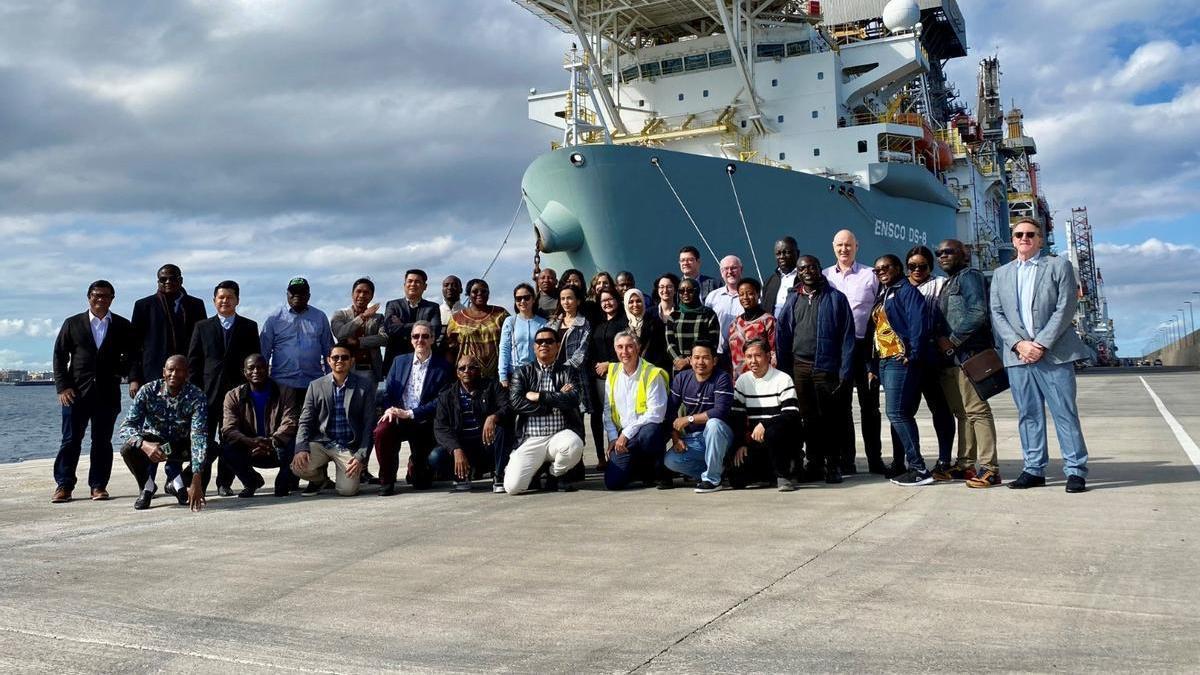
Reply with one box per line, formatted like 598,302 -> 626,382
602,331 -> 669,490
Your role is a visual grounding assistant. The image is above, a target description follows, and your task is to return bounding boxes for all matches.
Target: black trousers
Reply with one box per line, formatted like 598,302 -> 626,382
120,437 -> 194,489
54,391 -> 120,491
224,442 -> 297,494
793,361 -> 845,471
727,417 -> 798,487
847,337 -> 884,467
202,410 -> 236,490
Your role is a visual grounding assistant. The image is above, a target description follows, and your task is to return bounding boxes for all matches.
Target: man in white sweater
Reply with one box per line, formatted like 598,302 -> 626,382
602,331 -> 669,490
732,339 -> 801,491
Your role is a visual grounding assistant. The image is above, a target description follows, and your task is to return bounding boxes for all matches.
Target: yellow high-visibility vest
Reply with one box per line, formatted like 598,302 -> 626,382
606,359 -> 668,429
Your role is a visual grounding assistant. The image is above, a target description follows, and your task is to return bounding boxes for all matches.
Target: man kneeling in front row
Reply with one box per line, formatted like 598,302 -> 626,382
118,355 -> 207,511
603,331 -> 669,490
291,343 -> 376,496
730,339 -> 802,491
221,354 -> 299,497
664,340 -> 735,493
504,327 -> 585,495
430,355 -> 511,493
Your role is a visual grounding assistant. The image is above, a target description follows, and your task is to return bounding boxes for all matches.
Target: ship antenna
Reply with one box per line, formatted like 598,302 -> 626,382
726,163 -> 763,281
481,191 -> 527,281
650,156 -> 718,262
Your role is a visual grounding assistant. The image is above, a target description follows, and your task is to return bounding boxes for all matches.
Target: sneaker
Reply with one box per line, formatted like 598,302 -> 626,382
301,480 -> 323,497
694,480 -> 726,493
452,480 -> 472,493
948,465 -> 977,481
965,468 -> 1002,489
492,483 -> 506,494
777,478 -> 797,492
931,462 -> 954,482
883,463 -> 907,479
890,469 -> 935,487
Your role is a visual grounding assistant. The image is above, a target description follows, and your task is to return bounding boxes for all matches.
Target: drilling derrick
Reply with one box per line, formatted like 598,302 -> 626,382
1066,207 -> 1117,365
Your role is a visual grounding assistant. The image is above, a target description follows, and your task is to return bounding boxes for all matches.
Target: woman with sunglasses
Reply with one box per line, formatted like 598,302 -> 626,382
903,246 -> 957,479
654,273 -> 680,324
446,279 -> 510,380
587,289 -> 628,469
624,287 -> 670,372
665,277 -> 720,373
867,255 -> 933,486
498,283 -> 548,388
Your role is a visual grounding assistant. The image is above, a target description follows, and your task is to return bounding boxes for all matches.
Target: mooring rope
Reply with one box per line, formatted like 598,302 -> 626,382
482,192 -> 527,280
726,165 -> 763,281
651,157 -> 718,263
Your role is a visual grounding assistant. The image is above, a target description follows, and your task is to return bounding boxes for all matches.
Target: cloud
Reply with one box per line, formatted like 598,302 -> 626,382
0,318 -> 56,338
1093,238 -> 1200,353
0,349 -> 51,371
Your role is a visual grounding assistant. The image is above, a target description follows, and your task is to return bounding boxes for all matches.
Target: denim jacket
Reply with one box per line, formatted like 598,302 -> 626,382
936,267 -> 994,357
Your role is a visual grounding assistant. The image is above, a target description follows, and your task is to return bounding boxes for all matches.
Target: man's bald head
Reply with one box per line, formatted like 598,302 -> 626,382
832,229 -> 859,269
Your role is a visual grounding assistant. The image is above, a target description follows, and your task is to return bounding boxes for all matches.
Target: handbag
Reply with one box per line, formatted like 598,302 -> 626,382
960,348 -> 1009,400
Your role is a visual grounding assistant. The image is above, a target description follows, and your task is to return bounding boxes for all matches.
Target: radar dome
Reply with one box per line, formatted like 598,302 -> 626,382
882,0 -> 920,31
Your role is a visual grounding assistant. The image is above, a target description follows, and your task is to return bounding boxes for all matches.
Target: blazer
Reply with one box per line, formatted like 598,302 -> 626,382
330,308 -> 387,381
760,270 -> 791,315
990,254 -> 1088,367
381,352 -> 452,423
130,291 -> 208,383
433,377 -> 511,451
296,372 -> 377,460
381,297 -> 442,373
220,381 -> 299,450
52,311 -> 137,402
187,315 -> 261,410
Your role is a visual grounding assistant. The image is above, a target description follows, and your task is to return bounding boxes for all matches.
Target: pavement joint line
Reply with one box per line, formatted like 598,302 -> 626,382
0,624 -> 348,674
1139,376 -> 1200,476
970,597 -> 1200,621
627,490 -> 922,673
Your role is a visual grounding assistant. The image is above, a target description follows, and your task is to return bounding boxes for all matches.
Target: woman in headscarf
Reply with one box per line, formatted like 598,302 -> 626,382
665,277 -> 719,373
624,287 -> 669,372
727,277 -> 777,376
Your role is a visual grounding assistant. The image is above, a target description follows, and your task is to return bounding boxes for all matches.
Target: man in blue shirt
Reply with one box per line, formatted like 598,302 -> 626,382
260,277 -> 334,391
664,341 -> 735,493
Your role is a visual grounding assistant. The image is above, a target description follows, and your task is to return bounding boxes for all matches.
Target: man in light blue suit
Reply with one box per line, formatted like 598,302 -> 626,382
990,217 -> 1090,493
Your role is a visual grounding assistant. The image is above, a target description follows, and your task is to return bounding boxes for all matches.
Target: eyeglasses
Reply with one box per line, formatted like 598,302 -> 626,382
514,295 -> 534,302
907,263 -> 929,272
329,355 -> 352,362
457,365 -> 481,372
935,248 -> 956,257
411,334 -> 432,341
1013,231 -> 1038,240
534,338 -> 558,346
89,292 -> 114,299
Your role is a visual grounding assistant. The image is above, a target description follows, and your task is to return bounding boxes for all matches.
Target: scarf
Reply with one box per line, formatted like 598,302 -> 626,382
624,288 -> 645,339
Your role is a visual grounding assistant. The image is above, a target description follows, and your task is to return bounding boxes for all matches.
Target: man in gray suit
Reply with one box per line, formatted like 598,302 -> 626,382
990,217 -> 1090,493
291,343 -> 377,496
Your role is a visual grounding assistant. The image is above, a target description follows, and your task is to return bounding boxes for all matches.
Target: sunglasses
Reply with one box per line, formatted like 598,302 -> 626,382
935,248 -> 956,257
329,355 -> 352,362
457,365 -> 481,372
411,334 -> 432,341
907,263 -> 929,272
515,295 -> 534,302
534,338 -> 558,346
1013,231 -> 1038,239
157,275 -> 181,283
873,266 -> 895,274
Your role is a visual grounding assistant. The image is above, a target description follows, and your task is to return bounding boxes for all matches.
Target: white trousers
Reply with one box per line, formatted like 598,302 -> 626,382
503,429 -> 584,495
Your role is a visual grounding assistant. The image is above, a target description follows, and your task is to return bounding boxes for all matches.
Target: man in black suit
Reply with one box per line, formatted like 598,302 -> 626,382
130,264 -> 207,395
187,280 -> 261,495
382,269 -> 442,374
760,236 -> 798,318
51,280 -> 138,503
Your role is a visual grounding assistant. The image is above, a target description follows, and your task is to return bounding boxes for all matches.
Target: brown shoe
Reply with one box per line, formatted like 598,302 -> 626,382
90,487 -> 110,501
966,468 -> 1002,489
51,487 -> 72,503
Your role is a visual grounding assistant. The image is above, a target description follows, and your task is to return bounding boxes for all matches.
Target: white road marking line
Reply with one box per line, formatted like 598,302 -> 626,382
1140,376 -> 1200,476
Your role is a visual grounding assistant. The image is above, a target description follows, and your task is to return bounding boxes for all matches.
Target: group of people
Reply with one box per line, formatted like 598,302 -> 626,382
50,216 -> 1091,511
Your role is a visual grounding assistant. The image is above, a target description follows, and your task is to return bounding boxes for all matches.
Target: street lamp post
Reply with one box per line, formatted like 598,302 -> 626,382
1186,300 -> 1196,346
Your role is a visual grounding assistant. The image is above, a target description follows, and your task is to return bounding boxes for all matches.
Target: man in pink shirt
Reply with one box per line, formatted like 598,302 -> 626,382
823,229 -> 886,475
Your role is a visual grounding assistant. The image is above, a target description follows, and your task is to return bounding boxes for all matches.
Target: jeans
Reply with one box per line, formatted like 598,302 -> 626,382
890,363 -> 956,466
663,418 -> 733,485
54,392 -> 120,491
603,423 -> 666,490
1007,360 -> 1089,478
428,427 -> 508,484
880,357 -> 925,472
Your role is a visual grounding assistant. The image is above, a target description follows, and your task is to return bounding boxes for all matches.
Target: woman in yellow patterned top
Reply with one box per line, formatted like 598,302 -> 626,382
446,279 -> 510,380
868,254 -> 934,487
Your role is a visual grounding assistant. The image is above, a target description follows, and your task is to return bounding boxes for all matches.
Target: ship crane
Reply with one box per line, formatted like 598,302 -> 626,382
1065,206 -> 1118,365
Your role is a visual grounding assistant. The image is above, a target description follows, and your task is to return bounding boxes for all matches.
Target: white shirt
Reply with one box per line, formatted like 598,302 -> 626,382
403,352 -> 432,410
602,360 -> 668,442
1016,254 -> 1041,339
773,269 -> 797,317
439,300 -> 464,327
218,312 -> 236,331
89,311 -> 111,348
704,286 -> 742,353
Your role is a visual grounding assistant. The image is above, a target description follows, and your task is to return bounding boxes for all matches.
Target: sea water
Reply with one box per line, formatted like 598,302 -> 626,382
0,385 -> 130,463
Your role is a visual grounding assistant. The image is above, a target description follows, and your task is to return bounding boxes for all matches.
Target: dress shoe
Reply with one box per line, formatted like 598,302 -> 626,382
133,489 -> 154,510
1007,471 -> 1047,489
840,463 -> 858,476
1065,475 -> 1088,493
165,482 -> 189,505
238,474 -> 265,498
656,477 -> 674,490
216,485 -> 235,497
361,470 -> 380,485
884,463 -> 907,479
824,466 -> 844,484
378,483 -> 396,497
867,461 -> 888,476
51,487 -> 72,503
273,486 -> 290,497
90,487 -> 110,501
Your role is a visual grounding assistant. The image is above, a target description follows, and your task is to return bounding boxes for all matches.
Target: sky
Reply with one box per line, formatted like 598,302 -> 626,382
1,0 -> 1198,370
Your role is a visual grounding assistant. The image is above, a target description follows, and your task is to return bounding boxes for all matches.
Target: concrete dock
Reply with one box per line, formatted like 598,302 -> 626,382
2,369 -> 1198,673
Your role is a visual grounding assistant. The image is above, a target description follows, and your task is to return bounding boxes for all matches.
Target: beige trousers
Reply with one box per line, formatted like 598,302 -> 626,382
296,442 -> 362,496
503,430 -> 584,495
939,367 -> 999,472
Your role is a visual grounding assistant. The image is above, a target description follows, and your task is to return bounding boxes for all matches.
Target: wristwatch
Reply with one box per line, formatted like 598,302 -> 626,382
687,415 -> 695,424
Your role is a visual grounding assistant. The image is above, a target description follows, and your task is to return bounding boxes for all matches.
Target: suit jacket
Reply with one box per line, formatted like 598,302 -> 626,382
381,297 -> 442,373
761,270 -> 793,315
990,254 -> 1088,367
381,352 -> 452,423
296,372 -> 377,461
221,381 -> 299,451
52,311 -> 137,402
330,308 -> 387,382
187,315 -> 261,410
131,291 -> 207,383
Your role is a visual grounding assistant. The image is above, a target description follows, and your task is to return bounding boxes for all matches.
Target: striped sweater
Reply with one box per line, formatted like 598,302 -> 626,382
733,367 -> 800,432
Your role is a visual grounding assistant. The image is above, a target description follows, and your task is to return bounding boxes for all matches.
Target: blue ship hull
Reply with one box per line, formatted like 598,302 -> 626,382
521,144 -> 957,284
